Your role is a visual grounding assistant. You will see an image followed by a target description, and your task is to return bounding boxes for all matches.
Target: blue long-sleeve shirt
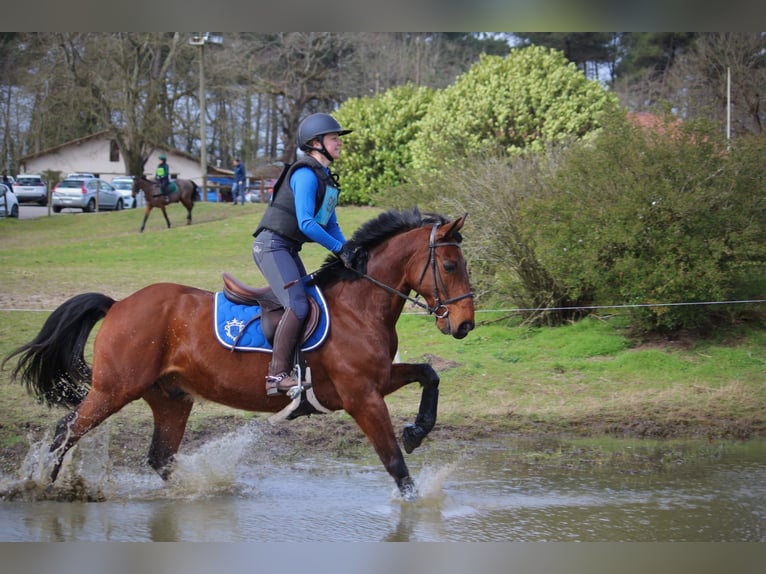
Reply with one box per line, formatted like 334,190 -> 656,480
234,162 -> 245,182
291,166 -> 345,253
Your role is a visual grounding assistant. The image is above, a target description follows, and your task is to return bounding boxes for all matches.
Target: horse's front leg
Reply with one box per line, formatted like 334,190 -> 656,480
346,395 -> 417,500
161,206 -> 171,228
386,363 -> 440,454
139,206 -> 151,232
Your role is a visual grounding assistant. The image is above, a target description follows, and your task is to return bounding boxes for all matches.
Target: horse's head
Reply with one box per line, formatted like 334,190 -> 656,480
131,177 -> 140,197
313,208 -> 476,339
409,214 -> 475,339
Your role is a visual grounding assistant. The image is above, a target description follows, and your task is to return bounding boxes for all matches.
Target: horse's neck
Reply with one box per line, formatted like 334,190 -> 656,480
335,238 -> 414,319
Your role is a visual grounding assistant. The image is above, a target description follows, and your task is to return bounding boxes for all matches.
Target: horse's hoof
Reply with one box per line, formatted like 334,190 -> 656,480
398,478 -> 418,502
402,424 -> 426,454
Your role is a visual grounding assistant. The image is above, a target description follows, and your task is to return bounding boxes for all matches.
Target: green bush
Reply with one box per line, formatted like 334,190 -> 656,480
402,109 -> 766,334
334,84 -> 435,205
409,46 -> 618,172
530,111 -> 766,332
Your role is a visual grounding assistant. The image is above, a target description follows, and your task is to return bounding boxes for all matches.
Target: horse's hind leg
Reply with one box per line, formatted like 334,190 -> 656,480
184,200 -> 192,225
142,385 -> 193,480
48,388 -> 127,483
387,363 -> 440,454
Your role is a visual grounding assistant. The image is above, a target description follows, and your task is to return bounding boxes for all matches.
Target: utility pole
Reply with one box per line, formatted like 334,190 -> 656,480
189,33 -> 223,201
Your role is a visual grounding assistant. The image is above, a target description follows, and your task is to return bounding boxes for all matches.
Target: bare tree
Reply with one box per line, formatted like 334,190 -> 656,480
615,33 -> 766,137
668,32 -> 766,136
51,32 -> 194,176
239,33 -> 356,163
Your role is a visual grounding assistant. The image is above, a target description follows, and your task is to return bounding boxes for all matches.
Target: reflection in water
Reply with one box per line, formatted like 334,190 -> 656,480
1,423 -> 765,541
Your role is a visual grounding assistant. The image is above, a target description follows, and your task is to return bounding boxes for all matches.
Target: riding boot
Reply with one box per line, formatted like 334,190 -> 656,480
265,309 -> 305,396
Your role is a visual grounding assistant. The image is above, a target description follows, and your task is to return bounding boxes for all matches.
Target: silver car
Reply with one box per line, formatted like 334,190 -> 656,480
52,177 -> 123,213
14,174 -> 48,205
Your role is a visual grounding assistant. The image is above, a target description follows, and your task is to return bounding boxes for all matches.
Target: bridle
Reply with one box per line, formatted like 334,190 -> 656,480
350,223 -> 474,318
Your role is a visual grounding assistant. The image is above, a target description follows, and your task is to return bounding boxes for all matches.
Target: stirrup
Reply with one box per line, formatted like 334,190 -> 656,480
265,372 -> 299,397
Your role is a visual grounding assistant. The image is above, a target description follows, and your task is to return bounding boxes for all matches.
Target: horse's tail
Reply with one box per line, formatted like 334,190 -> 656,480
2,293 -> 115,409
192,180 -> 200,202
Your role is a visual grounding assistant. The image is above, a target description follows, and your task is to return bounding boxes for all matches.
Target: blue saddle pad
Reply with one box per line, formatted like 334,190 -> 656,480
213,284 -> 330,352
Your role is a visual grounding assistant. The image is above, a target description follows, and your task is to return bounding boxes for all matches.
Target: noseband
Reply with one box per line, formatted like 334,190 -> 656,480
352,223 -> 474,318
415,223 -> 474,318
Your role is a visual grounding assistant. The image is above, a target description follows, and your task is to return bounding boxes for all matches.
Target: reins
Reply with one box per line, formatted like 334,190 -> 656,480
349,222 -> 474,318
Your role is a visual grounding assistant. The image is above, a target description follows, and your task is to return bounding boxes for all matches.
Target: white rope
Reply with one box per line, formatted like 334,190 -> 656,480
402,298 -> 766,316
3,298 -> 766,315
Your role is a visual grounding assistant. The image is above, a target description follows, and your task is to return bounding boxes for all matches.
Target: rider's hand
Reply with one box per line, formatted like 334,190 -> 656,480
336,243 -> 360,269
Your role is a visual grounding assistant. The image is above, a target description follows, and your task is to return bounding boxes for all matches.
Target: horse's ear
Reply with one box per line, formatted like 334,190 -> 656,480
439,213 -> 468,240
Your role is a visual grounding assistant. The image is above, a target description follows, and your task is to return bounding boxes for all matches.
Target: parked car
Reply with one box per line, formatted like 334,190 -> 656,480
14,174 -> 48,205
111,176 -> 137,208
0,182 -> 19,218
51,177 -> 123,213
246,178 -> 276,203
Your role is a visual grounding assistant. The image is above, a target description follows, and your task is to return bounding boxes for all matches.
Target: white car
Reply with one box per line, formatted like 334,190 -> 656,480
0,182 -> 19,218
14,174 -> 48,205
111,176 -> 138,208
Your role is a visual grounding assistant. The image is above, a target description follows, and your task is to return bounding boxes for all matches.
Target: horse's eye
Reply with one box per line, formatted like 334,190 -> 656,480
443,260 -> 456,273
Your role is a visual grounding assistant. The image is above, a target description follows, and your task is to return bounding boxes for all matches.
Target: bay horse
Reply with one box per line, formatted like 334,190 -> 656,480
131,176 -> 199,232
3,208 -> 475,500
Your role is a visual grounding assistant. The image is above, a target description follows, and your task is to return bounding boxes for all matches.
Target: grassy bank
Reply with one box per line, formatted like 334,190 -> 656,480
1,203 -> 765,472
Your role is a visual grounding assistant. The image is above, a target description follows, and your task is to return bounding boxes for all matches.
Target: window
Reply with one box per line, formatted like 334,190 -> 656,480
110,140 -> 120,162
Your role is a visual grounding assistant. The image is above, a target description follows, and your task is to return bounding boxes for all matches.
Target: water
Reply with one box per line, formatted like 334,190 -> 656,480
1,423 -> 764,542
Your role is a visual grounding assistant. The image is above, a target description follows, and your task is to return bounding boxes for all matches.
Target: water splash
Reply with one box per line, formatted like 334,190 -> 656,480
0,421 -> 263,502
415,461 -> 459,500
164,423 -> 261,498
0,424 -> 111,502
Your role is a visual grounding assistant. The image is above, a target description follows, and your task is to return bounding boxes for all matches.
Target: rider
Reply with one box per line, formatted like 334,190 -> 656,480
155,154 -> 170,202
252,112 -> 358,396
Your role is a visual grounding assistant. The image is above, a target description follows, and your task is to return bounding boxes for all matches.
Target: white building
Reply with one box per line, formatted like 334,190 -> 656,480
19,130 -> 208,182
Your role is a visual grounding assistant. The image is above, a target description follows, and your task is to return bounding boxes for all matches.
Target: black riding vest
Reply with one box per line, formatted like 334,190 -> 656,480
253,156 -> 335,245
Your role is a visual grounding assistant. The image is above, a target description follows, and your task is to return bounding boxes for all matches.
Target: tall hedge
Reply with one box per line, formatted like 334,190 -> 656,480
333,84 -> 435,205
409,46 -> 619,171
529,112 -> 766,332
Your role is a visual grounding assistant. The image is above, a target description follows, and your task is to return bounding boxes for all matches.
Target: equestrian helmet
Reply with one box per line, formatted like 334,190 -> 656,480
297,113 -> 351,151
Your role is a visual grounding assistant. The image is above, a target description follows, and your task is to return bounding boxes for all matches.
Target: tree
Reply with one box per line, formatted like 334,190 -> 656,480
614,33 -> 697,82
515,32 -> 617,81
409,46 -> 619,172
37,33 -> 193,177
244,33 -> 356,164
666,33 -> 766,137
611,33 -> 698,114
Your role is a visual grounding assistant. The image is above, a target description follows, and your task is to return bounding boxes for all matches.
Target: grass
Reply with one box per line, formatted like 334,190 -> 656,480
1,202 -> 765,472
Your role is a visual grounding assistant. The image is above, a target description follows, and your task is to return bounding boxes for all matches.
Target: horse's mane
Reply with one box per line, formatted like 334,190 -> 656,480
312,206 -> 455,288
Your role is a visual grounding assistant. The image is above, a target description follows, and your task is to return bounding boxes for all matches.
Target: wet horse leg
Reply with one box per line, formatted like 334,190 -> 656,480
142,386 -> 193,479
384,363 -> 440,454
346,395 -> 417,499
48,388 -> 130,483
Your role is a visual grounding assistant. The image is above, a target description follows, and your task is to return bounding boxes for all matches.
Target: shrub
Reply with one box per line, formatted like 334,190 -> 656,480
334,84 -> 435,205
